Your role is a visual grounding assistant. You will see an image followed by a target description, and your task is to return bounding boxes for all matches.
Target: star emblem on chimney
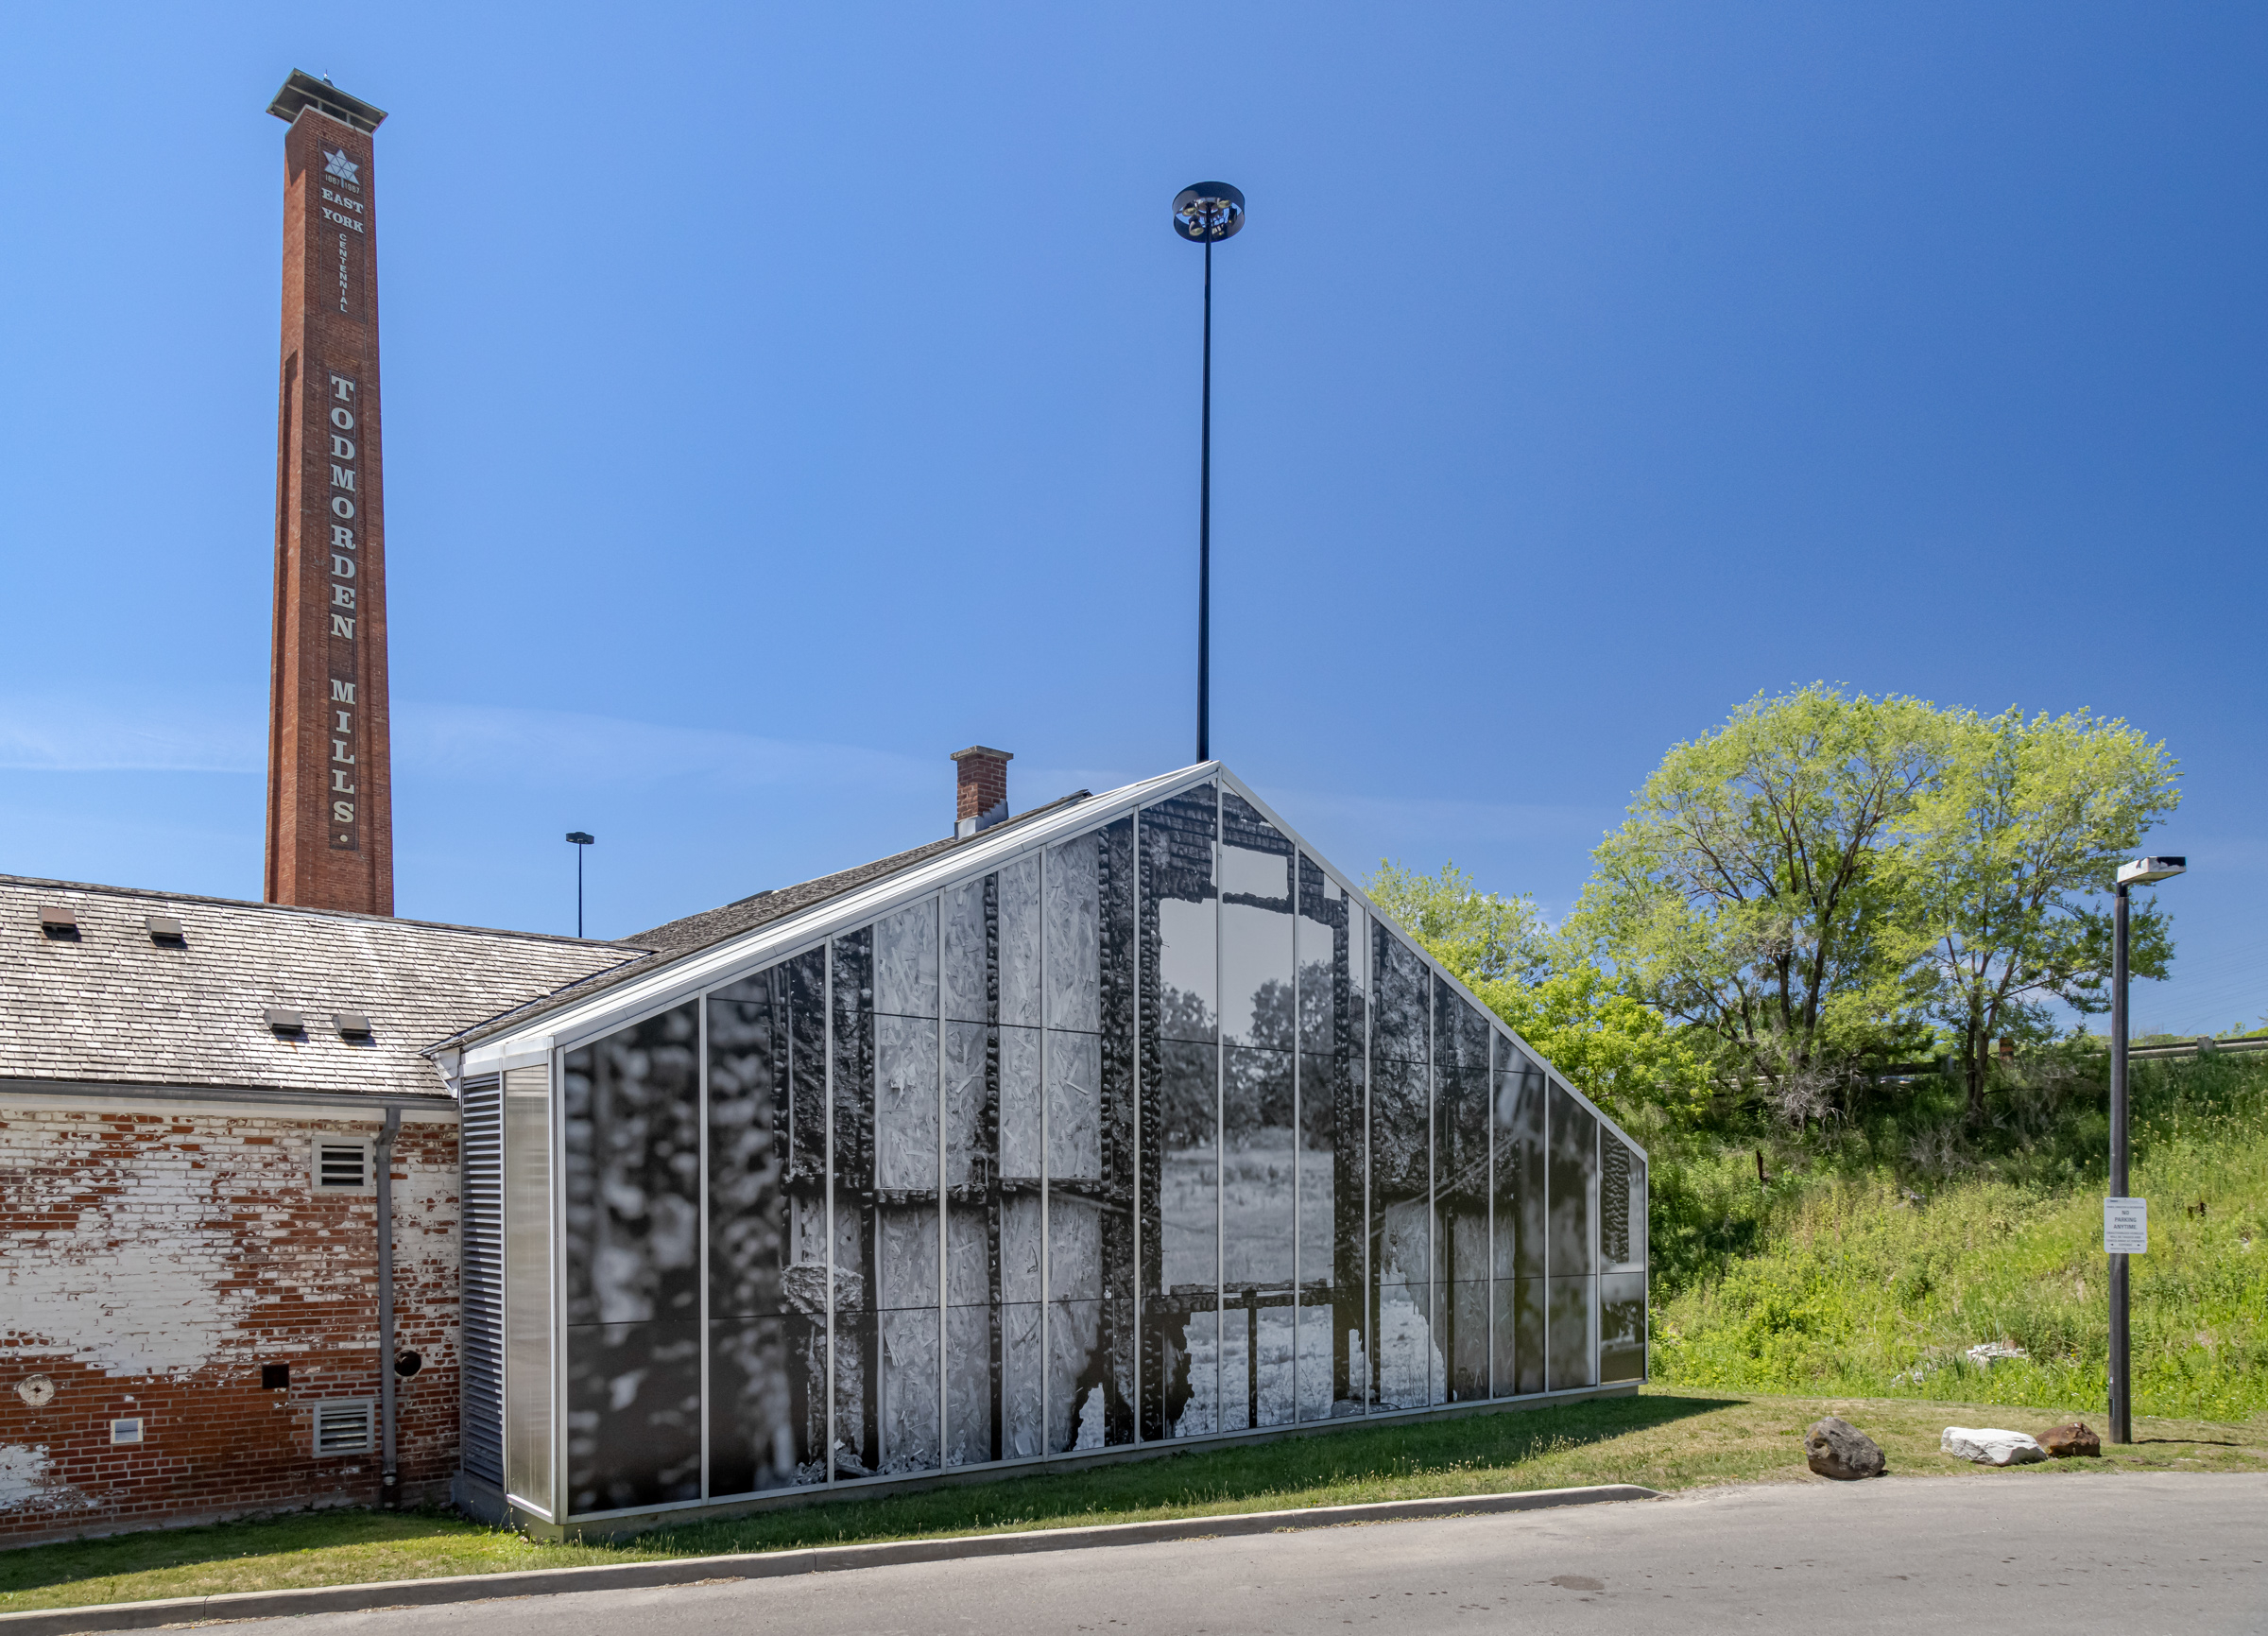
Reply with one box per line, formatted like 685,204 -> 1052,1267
323,147 -> 360,184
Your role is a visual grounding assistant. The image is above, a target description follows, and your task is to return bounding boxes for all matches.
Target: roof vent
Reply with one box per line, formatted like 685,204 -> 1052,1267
334,1010 -> 372,1040
38,905 -> 77,937
266,1007 -> 305,1034
146,915 -> 184,942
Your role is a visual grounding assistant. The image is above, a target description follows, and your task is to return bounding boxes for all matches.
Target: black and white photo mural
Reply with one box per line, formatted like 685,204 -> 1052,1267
503,767 -> 1645,1524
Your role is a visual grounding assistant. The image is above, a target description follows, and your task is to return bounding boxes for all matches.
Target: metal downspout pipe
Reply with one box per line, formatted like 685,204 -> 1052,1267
376,1107 -> 401,1508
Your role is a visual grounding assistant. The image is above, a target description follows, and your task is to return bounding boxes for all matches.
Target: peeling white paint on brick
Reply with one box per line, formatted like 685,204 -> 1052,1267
0,1444 -> 74,1511
6,1220 -> 256,1377
2,1102 -> 463,1541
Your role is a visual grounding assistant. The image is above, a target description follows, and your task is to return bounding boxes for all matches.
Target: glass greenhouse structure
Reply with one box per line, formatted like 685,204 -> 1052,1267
450,765 -> 1646,1531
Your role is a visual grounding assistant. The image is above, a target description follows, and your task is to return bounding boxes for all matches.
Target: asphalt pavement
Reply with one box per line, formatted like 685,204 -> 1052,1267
242,1472 -> 2268,1635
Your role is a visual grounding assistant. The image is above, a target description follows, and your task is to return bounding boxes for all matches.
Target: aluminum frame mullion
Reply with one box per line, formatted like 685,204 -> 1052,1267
1359,904 -> 1371,1415
936,890 -> 949,1469
549,1046 -> 566,1522
1290,873 -> 1301,1422
1212,783 -> 1226,1433
696,998 -> 710,1500
823,938 -> 836,1487
1425,971 -> 1437,1406
1131,810 -> 1144,1444
1486,1029 -> 1497,1399
1590,1118 -> 1601,1386
1039,845 -> 1051,1451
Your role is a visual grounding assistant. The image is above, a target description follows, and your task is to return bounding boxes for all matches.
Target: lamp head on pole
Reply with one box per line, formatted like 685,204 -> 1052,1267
566,832 -> 594,847
2117,855 -> 2185,887
1173,181 -> 1246,243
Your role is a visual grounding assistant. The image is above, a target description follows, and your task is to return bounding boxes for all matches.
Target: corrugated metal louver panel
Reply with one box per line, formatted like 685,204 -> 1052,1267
458,1074 -> 505,1487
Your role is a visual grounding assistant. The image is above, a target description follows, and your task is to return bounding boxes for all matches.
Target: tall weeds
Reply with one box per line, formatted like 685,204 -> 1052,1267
1646,1052 -> 2268,1420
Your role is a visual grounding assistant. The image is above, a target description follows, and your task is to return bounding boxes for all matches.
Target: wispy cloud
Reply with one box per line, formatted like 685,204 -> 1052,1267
0,696 -> 261,772
1262,784 -> 1620,853
0,695 -> 951,795
395,701 -> 937,794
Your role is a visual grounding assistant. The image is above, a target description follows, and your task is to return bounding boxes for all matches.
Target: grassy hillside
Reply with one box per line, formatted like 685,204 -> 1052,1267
1649,1051 -> 2268,1421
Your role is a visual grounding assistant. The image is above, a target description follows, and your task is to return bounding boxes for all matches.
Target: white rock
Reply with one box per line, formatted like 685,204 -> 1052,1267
1941,1426 -> 2049,1466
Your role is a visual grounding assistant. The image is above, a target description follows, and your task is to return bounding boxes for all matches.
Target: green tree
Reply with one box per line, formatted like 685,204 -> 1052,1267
1894,706 -> 2180,1124
1572,685 -> 1947,1100
1467,964 -> 1710,1122
1366,862 -> 1707,1120
1366,861 -> 1553,984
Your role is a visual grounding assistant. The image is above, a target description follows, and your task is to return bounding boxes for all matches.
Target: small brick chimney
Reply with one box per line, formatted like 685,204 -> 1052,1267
952,746 -> 1012,837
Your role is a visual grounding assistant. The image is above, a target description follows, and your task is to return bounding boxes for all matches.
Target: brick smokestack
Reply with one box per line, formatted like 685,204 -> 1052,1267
263,71 -> 394,915
952,747 -> 1012,837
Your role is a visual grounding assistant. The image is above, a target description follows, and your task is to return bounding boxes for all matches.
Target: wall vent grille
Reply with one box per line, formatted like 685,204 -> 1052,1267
313,1138 -> 370,1192
312,1399 -> 374,1456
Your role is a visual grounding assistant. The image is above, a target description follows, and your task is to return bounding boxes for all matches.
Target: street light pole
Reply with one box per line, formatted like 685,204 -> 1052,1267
2108,874 -> 2131,1445
1199,229 -> 1211,765
1172,181 -> 1245,767
566,831 -> 594,939
2108,853 -> 2183,1445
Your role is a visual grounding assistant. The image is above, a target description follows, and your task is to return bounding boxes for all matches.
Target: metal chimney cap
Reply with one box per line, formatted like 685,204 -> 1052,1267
266,69 -> 388,132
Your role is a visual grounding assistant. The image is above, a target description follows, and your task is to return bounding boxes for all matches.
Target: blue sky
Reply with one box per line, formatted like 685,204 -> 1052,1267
3,3 -> 2262,1035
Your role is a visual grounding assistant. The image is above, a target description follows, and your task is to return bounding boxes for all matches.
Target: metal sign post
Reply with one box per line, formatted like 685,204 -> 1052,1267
2107,856 -> 2183,1445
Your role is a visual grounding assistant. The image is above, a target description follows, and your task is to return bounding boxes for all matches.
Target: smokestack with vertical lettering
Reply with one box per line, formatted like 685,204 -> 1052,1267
263,71 -> 395,915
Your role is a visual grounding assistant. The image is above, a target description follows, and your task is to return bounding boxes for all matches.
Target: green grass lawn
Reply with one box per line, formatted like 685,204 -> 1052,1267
5,1387 -> 2262,1614
1654,1088 -> 2268,1418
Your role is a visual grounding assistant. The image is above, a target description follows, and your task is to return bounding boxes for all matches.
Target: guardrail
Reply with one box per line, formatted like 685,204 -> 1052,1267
1860,1035 -> 2268,1080
2105,1035 -> 2268,1063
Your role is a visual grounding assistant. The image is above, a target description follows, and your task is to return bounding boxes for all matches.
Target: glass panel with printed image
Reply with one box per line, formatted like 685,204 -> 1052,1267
830,921 -> 943,1480
1433,978 -> 1489,1403
1139,789 -> 1222,1440
1599,1272 -> 1646,1383
1548,1084 -> 1596,1280
1041,822 -> 1136,1452
1218,792 -> 1296,1430
563,1003 -> 702,1512
1368,924 -> 1433,1409
707,960 -> 827,1494
1489,1037 -> 1547,1396
1294,857 -> 1365,1421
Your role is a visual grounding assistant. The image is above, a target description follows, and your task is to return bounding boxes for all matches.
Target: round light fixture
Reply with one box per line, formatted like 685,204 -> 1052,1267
1172,181 -> 1246,243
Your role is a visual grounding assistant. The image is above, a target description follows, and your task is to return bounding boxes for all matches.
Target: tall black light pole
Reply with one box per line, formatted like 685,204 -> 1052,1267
566,831 -> 594,938
2107,853 -> 2183,1445
1173,181 -> 1245,766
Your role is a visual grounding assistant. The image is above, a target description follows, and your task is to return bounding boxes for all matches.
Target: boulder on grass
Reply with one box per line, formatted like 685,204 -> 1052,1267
1805,1417 -> 1887,1480
1941,1426 -> 2048,1466
2039,1422 -> 2102,1458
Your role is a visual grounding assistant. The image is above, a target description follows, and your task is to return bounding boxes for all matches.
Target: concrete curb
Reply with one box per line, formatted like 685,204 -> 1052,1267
2,1483 -> 1661,1634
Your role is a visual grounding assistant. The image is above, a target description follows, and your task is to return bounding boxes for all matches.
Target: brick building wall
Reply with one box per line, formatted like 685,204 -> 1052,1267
0,1100 -> 459,1542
